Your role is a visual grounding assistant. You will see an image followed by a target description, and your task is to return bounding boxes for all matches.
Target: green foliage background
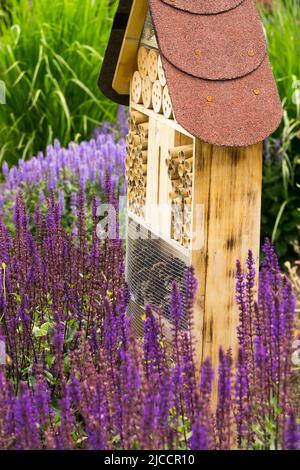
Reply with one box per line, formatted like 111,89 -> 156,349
260,0 -> 300,261
0,0 -> 118,165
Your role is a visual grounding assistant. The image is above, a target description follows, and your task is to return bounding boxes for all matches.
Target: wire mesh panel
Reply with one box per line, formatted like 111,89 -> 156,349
127,216 -> 191,330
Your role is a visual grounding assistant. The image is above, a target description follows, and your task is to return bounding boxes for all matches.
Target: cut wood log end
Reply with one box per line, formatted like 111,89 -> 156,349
142,77 -> 153,109
152,80 -> 163,114
158,55 -> 167,87
162,86 -> 173,119
137,46 -> 149,80
131,72 -> 142,104
147,49 -> 159,83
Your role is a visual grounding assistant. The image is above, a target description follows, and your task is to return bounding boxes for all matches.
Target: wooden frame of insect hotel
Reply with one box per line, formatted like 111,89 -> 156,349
99,0 -> 282,366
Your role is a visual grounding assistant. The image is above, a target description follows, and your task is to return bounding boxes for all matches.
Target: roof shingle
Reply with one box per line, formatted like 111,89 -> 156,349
149,0 -> 282,146
150,0 -> 267,80
160,0 -> 245,15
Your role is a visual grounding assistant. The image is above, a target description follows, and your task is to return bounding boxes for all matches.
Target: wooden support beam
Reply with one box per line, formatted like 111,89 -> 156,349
191,141 -> 263,368
112,0 -> 148,95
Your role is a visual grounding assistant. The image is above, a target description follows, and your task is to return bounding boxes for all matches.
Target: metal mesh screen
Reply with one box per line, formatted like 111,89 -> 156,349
126,217 -> 191,330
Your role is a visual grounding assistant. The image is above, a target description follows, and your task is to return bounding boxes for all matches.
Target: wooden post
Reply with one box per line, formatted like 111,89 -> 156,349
191,140 -> 263,368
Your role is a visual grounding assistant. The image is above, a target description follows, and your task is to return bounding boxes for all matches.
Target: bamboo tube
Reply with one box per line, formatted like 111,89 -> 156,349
169,191 -> 179,200
171,159 -> 179,172
140,175 -> 147,186
129,170 -> 134,182
152,80 -> 163,114
184,205 -> 192,217
125,156 -> 131,170
137,46 -> 149,79
128,117 -> 136,132
158,55 -> 167,87
178,145 -> 193,159
142,77 -> 153,109
172,210 -> 183,224
137,141 -> 148,151
131,134 -> 140,147
131,71 -> 143,104
169,145 -> 192,159
162,85 -> 173,119
181,236 -> 190,248
166,154 -> 178,166
130,147 -> 137,160
185,173 -> 193,185
132,134 -> 148,148
136,150 -> 147,163
171,179 -> 180,191
147,49 -> 159,83
184,157 -> 193,173
183,222 -> 192,236
138,122 -> 149,137
178,153 -> 185,164
172,208 -> 183,219
173,198 -> 183,208
178,164 -> 185,177
174,221 -> 183,236
139,150 -> 148,163
179,188 -> 189,198
172,197 -> 183,209
168,169 -> 179,180
131,110 -> 148,125
174,211 -> 184,224
168,147 -> 180,159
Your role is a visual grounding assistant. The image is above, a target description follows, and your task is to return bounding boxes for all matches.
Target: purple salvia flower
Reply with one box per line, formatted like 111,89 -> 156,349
216,348 -> 232,450
143,304 -> 164,378
190,422 -> 209,450
285,410 -> 300,450
170,281 -> 183,362
235,348 -> 251,449
14,382 -> 40,450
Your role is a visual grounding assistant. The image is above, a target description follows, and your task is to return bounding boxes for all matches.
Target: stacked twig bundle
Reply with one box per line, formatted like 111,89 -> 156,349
166,144 -> 194,248
125,110 -> 149,218
131,46 -> 173,119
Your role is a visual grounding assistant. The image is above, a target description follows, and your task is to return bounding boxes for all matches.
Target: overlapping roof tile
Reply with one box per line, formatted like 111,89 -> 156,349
160,0 -> 245,15
149,0 -> 282,146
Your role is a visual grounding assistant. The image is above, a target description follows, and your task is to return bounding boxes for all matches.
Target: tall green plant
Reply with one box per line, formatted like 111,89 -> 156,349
0,0 -> 118,165
259,0 -> 300,262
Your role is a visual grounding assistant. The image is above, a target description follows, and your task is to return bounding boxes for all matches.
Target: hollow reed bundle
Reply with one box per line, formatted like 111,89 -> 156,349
167,144 -> 194,248
125,110 -> 149,218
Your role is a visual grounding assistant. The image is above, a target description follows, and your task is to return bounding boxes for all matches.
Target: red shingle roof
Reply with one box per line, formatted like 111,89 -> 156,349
149,0 -> 282,146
